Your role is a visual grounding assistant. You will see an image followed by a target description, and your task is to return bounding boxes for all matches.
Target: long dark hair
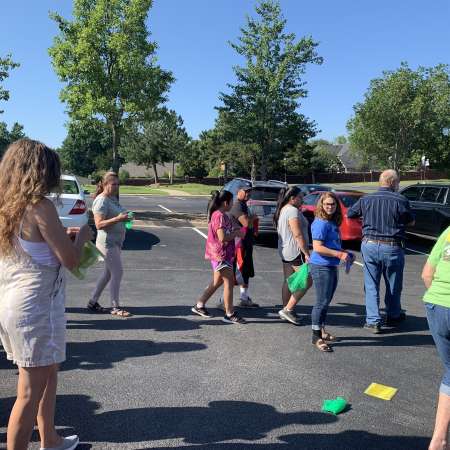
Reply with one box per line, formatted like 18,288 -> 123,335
207,190 -> 233,222
273,186 -> 302,227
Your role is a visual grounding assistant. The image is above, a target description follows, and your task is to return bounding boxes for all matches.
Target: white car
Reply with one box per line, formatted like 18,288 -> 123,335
47,174 -> 88,228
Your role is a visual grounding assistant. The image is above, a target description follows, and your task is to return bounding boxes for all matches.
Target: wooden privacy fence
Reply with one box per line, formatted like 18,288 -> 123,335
116,170 -> 447,186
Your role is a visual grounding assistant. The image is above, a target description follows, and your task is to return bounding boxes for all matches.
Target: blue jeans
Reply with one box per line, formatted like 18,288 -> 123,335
309,264 -> 338,330
361,241 -> 404,325
425,302 -> 450,395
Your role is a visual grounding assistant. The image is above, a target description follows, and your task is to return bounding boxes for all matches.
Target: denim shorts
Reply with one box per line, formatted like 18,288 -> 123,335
425,302 -> 450,395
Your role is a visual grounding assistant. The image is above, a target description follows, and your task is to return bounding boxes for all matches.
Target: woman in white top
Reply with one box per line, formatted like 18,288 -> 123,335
0,139 -> 92,450
273,186 -> 312,326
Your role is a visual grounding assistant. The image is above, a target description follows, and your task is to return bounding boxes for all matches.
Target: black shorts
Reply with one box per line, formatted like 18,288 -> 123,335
281,254 -> 305,266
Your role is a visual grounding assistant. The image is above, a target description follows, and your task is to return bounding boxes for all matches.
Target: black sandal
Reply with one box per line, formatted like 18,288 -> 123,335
321,331 -> 340,342
87,302 -> 108,313
312,337 -> 333,353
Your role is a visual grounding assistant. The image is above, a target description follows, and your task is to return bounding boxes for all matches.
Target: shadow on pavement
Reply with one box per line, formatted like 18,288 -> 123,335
255,234 -> 278,249
66,315 -> 224,332
122,229 -> 160,251
140,430 -> 429,449
0,348 -> 15,371
0,395 -> 338,446
60,339 -> 207,371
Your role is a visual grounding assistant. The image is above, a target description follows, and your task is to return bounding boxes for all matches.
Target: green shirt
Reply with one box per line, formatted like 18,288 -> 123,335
423,226 -> 450,307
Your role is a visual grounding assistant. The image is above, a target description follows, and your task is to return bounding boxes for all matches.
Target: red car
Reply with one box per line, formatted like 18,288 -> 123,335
301,191 -> 365,241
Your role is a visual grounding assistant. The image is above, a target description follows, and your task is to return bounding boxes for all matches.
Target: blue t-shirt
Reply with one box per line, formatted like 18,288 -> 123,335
310,218 -> 341,266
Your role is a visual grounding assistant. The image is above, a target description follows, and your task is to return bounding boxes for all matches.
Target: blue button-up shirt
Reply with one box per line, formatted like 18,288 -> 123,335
347,187 -> 414,241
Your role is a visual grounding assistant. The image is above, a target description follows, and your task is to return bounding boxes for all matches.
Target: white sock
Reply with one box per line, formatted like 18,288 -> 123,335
196,302 -> 204,309
240,287 -> 249,300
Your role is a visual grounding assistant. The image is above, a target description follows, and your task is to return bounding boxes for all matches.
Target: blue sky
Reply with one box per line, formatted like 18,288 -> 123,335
1,0 -> 449,148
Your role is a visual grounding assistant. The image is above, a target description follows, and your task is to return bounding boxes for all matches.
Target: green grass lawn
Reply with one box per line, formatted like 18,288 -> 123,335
167,183 -> 221,195
83,185 -> 169,195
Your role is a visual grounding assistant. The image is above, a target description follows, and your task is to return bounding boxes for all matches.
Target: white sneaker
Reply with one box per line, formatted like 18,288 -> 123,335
40,435 -> 79,450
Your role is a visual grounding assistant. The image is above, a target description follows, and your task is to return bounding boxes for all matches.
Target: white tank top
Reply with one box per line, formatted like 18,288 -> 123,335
17,215 -> 60,267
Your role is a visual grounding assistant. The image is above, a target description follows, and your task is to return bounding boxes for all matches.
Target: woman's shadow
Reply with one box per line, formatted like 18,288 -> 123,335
122,229 -> 160,251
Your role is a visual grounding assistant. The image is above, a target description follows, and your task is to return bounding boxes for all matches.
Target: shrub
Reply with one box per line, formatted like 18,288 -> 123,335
91,170 -> 106,184
119,169 -> 130,184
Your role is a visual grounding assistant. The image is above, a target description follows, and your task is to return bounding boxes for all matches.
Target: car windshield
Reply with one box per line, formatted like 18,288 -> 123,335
251,187 -> 282,201
61,179 -> 79,194
303,193 -> 320,205
338,195 -> 361,208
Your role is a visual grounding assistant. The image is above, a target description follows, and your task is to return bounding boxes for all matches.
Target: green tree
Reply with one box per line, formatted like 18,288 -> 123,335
217,0 -> 322,179
0,54 -> 19,114
310,141 -> 343,172
347,63 -> 450,171
283,141 -> 314,175
58,119 -> 113,176
177,139 -> 209,178
0,121 -> 26,156
334,135 -> 347,144
121,109 -> 187,183
49,0 -> 174,173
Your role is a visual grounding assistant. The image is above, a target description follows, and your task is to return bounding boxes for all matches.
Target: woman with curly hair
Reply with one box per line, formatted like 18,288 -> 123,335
87,171 -> 131,317
309,192 -> 353,352
0,139 -> 92,449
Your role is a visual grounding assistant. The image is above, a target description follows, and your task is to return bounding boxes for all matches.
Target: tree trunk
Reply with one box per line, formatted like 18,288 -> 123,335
223,162 -> 228,183
111,124 -> 120,173
259,149 -> 267,181
259,140 -> 270,181
152,162 -> 159,184
251,158 -> 257,182
171,160 -> 175,184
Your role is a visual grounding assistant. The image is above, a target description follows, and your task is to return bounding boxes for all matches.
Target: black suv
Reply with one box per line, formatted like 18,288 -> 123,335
399,183 -> 450,238
223,178 -> 287,234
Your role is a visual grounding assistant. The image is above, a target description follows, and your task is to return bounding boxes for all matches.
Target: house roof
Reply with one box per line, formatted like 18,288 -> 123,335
325,143 -> 361,171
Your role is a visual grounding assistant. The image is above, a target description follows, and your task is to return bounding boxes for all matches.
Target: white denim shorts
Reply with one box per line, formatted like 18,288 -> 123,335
0,255 -> 66,368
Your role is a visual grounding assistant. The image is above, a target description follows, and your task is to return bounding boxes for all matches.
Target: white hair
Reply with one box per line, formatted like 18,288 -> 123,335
379,169 -> 399,187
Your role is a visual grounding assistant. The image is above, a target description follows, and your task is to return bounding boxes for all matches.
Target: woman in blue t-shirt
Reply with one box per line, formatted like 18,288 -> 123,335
310,192 -> 353,352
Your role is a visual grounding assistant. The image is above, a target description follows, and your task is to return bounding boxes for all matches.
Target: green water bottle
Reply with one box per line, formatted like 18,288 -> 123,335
125,211 -> 134,230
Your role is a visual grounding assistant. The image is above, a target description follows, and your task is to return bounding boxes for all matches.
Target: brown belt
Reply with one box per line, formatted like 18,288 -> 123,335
364,238 -> 402,247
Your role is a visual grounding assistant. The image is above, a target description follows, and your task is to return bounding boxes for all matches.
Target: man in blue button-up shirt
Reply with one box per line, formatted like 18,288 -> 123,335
347,170 -> 415,333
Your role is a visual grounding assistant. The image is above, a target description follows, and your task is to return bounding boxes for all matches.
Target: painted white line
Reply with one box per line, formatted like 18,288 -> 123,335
158,204 -> 172,213
192,227 -> 208,239
405,247 -> 429,256
354,261 -> 363,267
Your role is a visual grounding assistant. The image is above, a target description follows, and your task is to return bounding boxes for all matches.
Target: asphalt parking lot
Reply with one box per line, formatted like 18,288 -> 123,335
0,195 -> 441,449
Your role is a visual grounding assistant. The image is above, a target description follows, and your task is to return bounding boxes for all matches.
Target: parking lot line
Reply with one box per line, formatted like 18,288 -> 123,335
192,227 -> 208,239
405,247 -> 429,256
158,204 -> 173,213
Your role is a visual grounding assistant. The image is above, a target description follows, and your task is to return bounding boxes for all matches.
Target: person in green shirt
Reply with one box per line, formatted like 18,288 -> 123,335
422,226 -> 450,450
